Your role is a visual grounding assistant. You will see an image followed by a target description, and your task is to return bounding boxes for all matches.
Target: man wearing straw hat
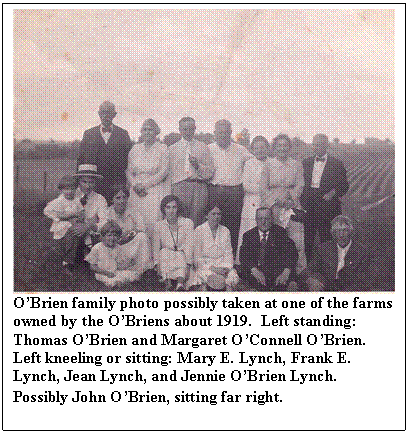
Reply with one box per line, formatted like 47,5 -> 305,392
63,164 -> 108,269
78,101 -> 132,198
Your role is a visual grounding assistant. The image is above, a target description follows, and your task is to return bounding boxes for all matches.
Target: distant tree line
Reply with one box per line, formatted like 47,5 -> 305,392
14,139 -> 81,160
14,133 -> 394,160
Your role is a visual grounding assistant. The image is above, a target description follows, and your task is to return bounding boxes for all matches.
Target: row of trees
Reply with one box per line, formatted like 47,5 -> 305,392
14,139 -> 81,160
14,132 -> 394,160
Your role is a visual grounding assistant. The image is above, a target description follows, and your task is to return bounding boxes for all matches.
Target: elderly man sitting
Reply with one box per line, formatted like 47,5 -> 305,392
301,215 -> 377,291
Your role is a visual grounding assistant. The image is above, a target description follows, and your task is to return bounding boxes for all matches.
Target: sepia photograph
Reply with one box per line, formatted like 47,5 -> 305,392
13,7 -> 395,292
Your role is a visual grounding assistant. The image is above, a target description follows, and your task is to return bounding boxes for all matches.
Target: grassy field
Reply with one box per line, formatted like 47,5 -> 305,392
13,151 -> 395,292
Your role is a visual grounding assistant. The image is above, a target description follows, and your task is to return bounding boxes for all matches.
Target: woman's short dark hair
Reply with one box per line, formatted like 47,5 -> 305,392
108,184 -> 130,205
204,202 -> 223,219
160,195 -> 183,218
100,220 -> 122,238
272,133 -> 292,149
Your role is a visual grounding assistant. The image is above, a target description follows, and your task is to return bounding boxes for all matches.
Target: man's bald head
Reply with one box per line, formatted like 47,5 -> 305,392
214,119 -> 232,148
312,133 -> 329,157
98,101 -> 117,127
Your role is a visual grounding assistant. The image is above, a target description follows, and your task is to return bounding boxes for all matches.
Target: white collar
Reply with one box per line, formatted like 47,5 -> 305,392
258,229 -> 269,238
337,240 -> 352,253
164,217 -> 181,228
314,153 -> 328,162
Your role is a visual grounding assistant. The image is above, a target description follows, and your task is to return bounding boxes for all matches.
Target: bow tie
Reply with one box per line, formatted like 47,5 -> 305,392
101,126 -> 112,133
315,156 -> 326,162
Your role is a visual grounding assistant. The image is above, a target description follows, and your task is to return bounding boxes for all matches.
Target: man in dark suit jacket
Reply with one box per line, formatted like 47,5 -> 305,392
78,101 -> 133,198
300,134 -> 349,261
301,215 -> 378,291
239,207 -> 298,291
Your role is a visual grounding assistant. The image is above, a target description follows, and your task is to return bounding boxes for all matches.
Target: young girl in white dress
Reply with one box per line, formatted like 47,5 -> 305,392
126,119 -> 170,242
85,220 -> 142,287
193,205 -> 239,291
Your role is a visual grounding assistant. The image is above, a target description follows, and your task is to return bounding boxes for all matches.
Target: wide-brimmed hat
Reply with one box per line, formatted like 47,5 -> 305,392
73,164 -> 103,179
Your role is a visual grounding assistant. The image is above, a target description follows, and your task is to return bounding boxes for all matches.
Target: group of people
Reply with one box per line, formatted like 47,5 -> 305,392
43,100 -> 377,291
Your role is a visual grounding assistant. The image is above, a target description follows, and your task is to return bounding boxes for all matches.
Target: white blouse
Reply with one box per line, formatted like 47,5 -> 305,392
153,217 -> 194,265
194,222 -> 234,269
126,140 -> 169,190
263,157 -> 304,207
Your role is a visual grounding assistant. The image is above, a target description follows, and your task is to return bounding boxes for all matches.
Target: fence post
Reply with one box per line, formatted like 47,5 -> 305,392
43,171 -> 47,192
15,165 -> 19,188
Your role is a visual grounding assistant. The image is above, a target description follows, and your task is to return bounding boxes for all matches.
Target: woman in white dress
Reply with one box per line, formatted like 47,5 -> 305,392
262,133 -> 306,274
126,118 -> 170,242
237,136 -> 269,262
106,184 -> 151,276
193,205 -> 239,291
153,195 -> 194,291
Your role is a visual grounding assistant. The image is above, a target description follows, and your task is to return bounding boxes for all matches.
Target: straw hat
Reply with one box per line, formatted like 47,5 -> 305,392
73,164 -> 103,179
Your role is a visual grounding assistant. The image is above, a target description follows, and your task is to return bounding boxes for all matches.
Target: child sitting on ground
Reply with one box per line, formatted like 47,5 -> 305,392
43,175 -> 85,272
85,220 -> 143,287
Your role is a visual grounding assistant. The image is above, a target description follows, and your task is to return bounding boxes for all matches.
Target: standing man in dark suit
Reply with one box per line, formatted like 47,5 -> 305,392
300,215 -> 378,291
78,101 -> 133,198
239,207 -> 298,291
300,134 -> 349,262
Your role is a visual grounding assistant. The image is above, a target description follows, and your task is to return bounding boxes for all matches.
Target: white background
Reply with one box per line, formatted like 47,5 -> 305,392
3,3 -> 405,431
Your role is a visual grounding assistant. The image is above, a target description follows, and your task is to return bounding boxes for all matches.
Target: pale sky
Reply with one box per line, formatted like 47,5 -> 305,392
14,9 -> 394,142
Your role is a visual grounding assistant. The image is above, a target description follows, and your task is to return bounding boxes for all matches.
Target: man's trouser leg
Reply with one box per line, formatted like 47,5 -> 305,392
209,184 -> 244,257
172,180 -> 208,228
304,210 -> 318,263
57,228 -> 82,266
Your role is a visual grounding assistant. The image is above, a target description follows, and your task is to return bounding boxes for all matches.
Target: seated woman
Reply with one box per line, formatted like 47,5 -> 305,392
193,205 -> 239,291
106,184 -> 151,277
153,195 -> 194,291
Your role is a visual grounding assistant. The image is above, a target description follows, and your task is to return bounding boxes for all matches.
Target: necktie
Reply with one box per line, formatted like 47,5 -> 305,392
315,156 -> 326,162
258,232 -> 268,270
102,126 -> 112,133
80,194 -> 88,207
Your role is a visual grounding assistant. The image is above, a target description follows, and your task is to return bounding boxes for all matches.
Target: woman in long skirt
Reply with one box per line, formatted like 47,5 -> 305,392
126,118 -> 170,242
262,133 -> 306,274
236,136 -> 269,262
